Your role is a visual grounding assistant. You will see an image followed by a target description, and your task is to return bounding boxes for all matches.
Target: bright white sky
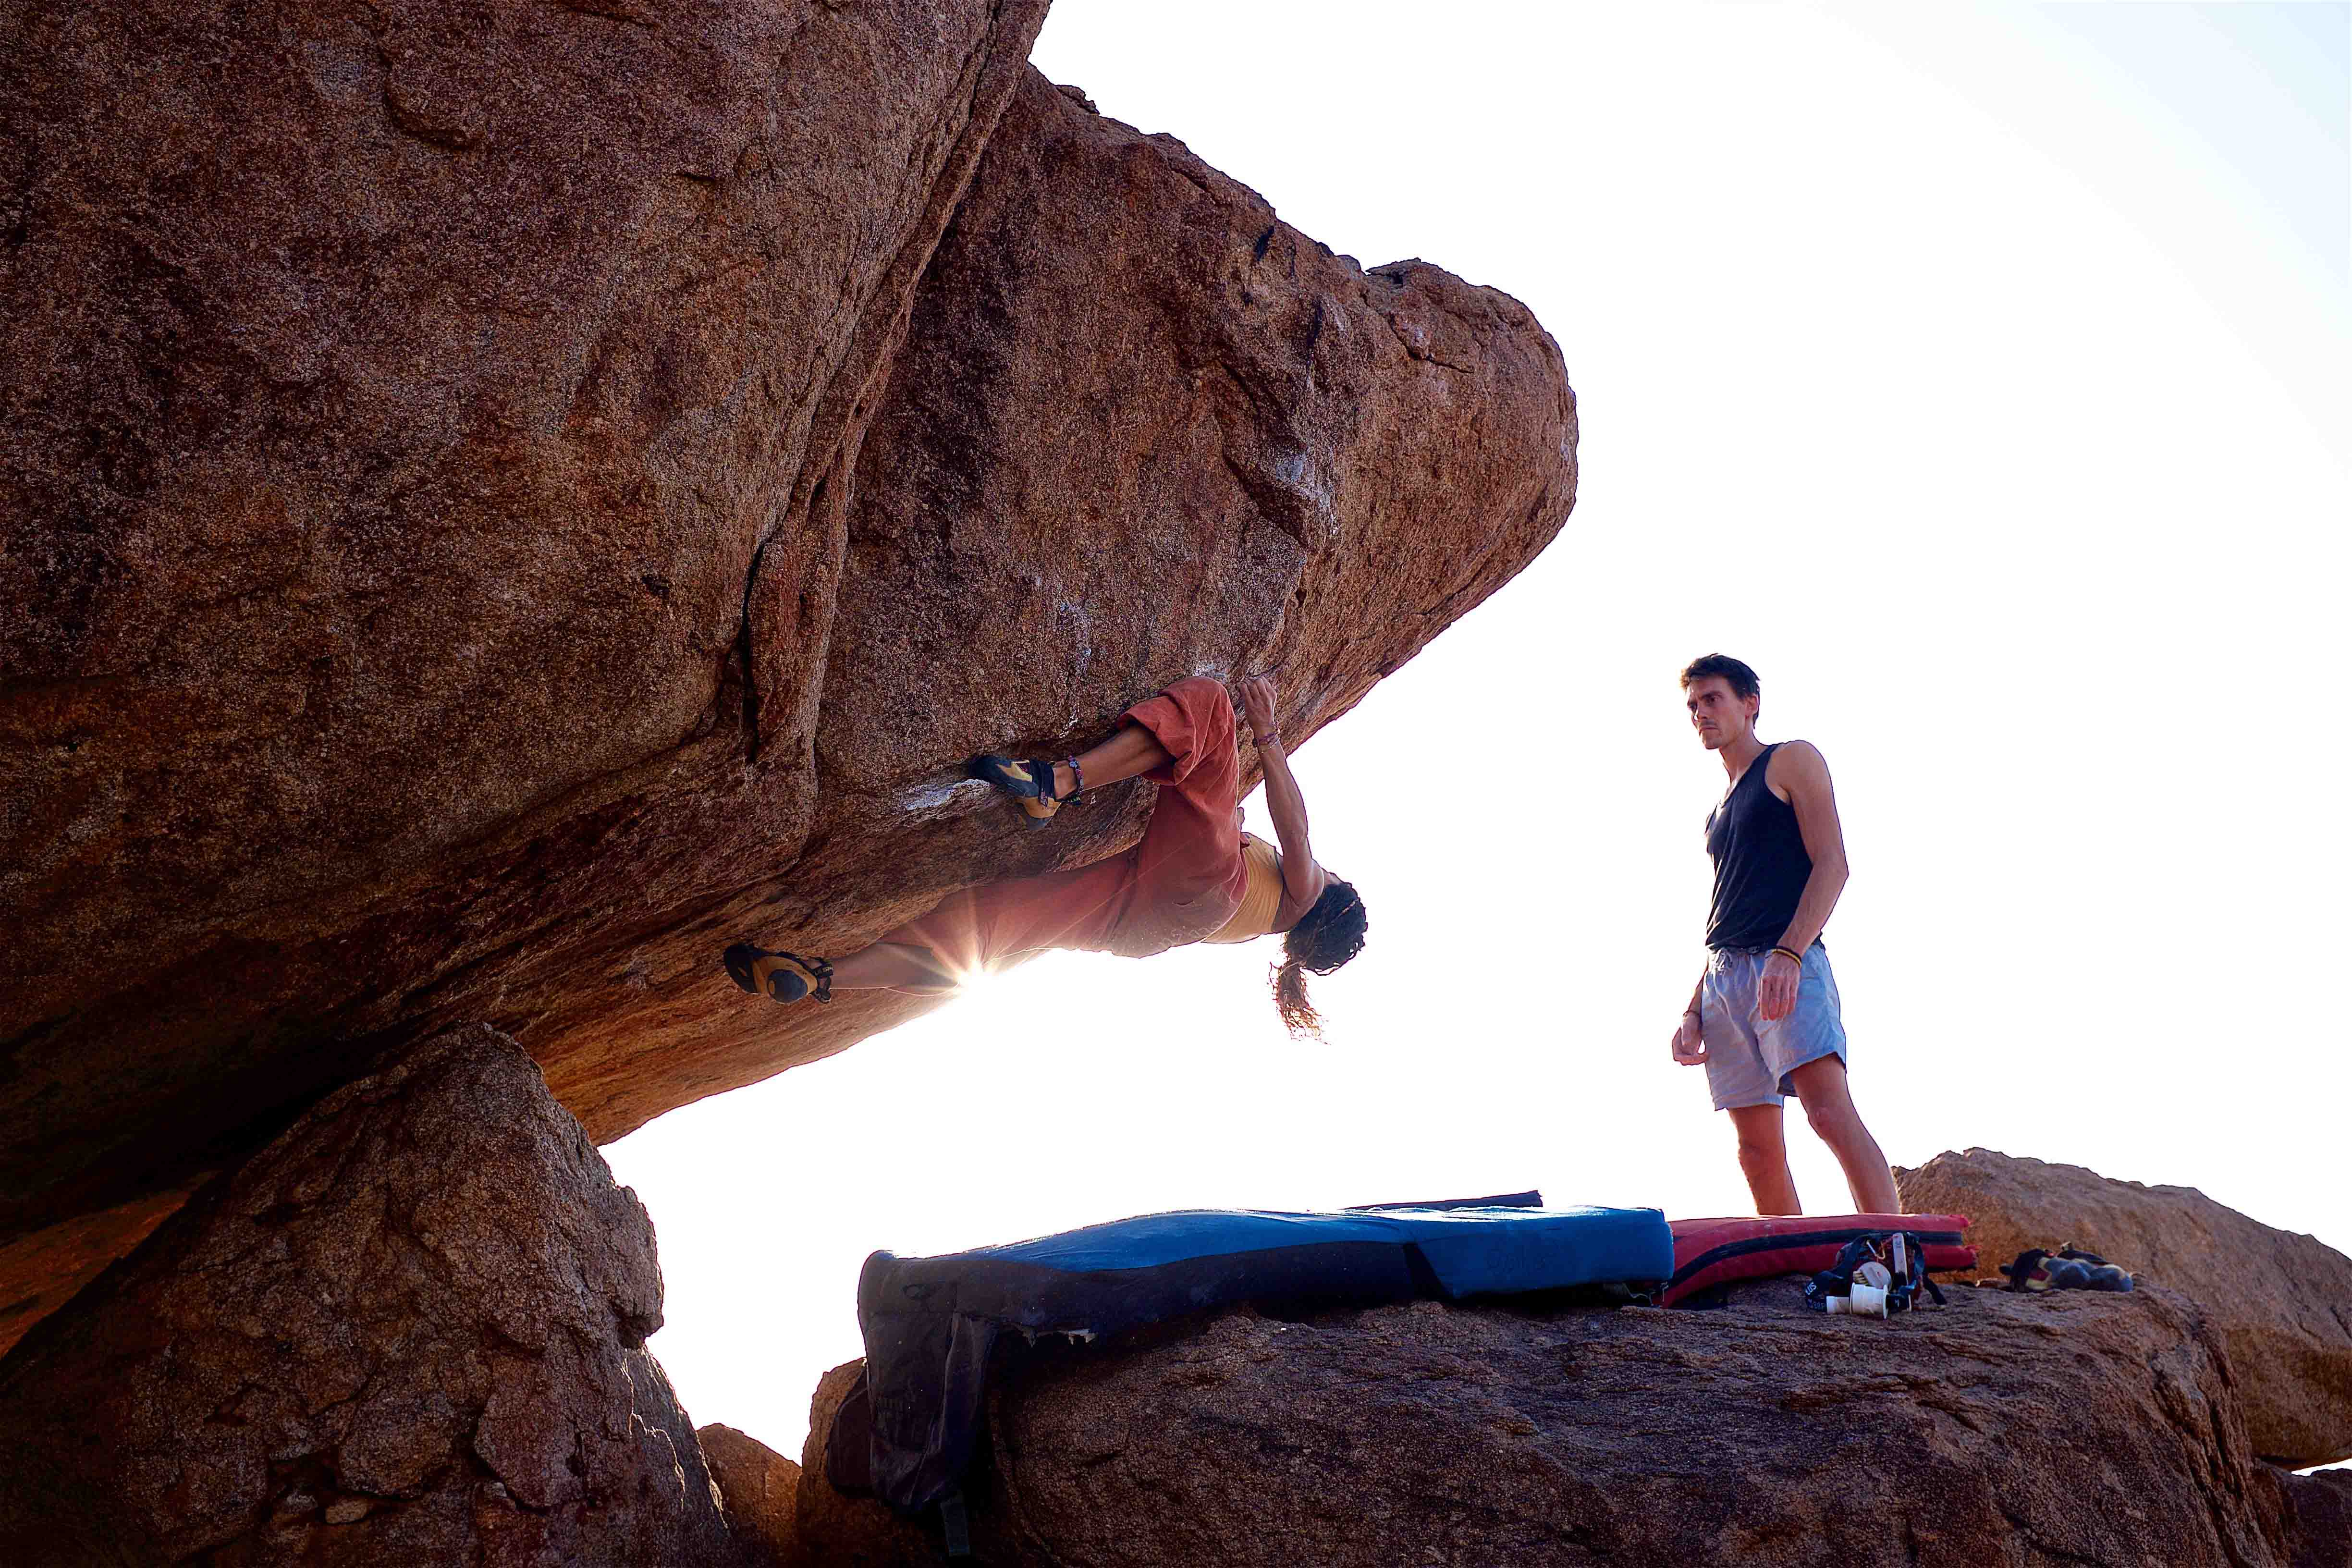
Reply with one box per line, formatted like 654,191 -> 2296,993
611,1 -> 2352,1458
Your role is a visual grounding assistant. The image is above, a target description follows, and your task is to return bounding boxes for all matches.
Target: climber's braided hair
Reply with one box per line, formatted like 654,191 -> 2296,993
1271,876 -> 1366,1040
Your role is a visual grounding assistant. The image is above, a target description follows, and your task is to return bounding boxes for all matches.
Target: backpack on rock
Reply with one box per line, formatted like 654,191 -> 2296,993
1803,1231 -> 1946,1316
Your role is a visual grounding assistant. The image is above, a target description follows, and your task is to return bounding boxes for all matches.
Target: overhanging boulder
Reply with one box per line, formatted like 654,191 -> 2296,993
1,10 -> 1575,1335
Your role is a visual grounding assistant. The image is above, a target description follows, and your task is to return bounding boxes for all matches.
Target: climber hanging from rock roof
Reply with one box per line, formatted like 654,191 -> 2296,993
724,674 -> 1368,1038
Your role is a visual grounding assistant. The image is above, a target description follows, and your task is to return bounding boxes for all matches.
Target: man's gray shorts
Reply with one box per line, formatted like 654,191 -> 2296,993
1700,943 -> 1847,1111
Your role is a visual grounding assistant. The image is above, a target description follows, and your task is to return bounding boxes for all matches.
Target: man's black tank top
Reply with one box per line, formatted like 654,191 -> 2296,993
1704,742 -> 1814,952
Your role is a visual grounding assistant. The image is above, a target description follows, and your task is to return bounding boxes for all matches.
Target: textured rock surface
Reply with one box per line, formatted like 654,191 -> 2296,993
2273,1467 -> 2352,1568
0,1025 -> 736,1567
800,1282 -> 2296,1568
2,11 -> 1575,1322
0,1181 -> 198,1359
3,0 -> 1049,1287
514,66 -> 1578,1145
1899,1147 -> 2352,1467
702,1421 -> 804,1568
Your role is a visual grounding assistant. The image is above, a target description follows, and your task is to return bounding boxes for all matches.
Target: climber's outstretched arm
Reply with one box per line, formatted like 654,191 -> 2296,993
1238,675 -> 1326,909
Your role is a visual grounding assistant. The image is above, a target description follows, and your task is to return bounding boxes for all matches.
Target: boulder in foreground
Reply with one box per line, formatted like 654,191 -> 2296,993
0,1026 -> 734,1567
801,1281 -> 2296,1567
1899,1146 -> 2352,1467
701,1421 -> 803,1568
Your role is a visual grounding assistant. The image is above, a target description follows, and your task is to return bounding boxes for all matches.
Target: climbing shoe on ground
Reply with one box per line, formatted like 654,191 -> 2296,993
2057,1244 -> 2135,1290
724,944 -> 833,1004
1999,1246 -> 2134,1293
967,754 -> 1076,827
2000,1248 -> 2060,1291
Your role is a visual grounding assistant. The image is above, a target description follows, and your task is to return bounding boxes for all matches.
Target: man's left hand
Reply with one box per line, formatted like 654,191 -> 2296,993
1236,674 -> 1280,741
1758,951 -> 1801,1022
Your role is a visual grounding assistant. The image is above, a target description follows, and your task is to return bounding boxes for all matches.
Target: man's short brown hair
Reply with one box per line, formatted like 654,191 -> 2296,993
1680,653 -> 1760,702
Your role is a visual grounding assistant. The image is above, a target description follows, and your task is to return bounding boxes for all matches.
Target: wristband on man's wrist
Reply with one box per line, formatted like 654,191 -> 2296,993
1770,944 -> 1805,965
1256,732 -> 1282,747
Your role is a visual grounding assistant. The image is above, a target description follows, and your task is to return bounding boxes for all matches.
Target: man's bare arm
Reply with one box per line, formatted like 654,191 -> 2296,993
1772,741 -> 1849,952
1237,676 -> 1326,908
1259,741 -> 1325,901
1671,970 -> 1709,1064
1757,741 -> 1849,1022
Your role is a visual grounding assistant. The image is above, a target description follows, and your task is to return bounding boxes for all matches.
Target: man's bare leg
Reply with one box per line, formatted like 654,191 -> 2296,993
1787,1055 -> 1899,1213
824,942 -> 957,993
1728,1104 -> 1801,1215
823,717 -> 1186,993
808,710 -> 1192,995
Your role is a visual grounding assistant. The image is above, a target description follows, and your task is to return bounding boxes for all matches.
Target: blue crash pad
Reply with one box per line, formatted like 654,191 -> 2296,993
974,1204 -> 1671,1297
837,1200 -> 1671,1510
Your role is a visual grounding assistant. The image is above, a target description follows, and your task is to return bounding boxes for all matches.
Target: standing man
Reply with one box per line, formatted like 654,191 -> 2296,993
1668,654 -> 1899,1215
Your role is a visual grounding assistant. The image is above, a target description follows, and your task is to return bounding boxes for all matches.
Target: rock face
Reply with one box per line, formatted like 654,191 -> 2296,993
700,1422 -> 803,1568
0,1026 -> 737,1567
0,1181 -> 198,1360
1,4 -> 1577,1326
2273,1468 -> 2352,1568
799,1283 -> 2300,1568
1899,1147 -> 2352,1467
0,0 -> 1048,1323
521,67 -> 1576,1147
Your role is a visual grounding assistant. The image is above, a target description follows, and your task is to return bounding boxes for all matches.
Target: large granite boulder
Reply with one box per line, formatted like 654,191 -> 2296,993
0,1025 -> 737,1567
700,1421 -> 803,1568
519,65 -> 1576,1147
799,1282 -> 2301,1568
1899,1147 -> 2352,1467
1,3 -> 1576,1333
0,0 -> 1049,1337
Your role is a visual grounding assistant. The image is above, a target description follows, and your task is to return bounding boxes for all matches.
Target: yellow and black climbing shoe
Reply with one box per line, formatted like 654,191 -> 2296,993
724,944 -> 833,1004
1998,1246 -> 2133,1293
2055,1246 -> 2134,1290
967,754 -> 1078,827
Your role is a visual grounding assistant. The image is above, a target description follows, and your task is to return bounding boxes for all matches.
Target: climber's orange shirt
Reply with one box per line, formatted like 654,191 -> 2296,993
1202,835 -> 1284,944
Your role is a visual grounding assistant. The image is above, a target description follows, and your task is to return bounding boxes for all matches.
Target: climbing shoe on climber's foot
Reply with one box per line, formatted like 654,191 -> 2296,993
967,754 -> 1077,826
724,944 -> 833,1004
